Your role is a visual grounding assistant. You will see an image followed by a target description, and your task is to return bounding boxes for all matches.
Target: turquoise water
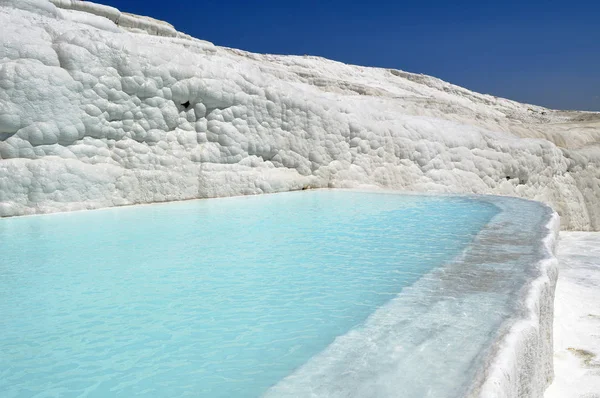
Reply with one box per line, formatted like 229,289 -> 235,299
0,191 -> 499,397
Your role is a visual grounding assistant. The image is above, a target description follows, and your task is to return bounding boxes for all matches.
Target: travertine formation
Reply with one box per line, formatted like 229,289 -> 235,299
1,0 -> 599,230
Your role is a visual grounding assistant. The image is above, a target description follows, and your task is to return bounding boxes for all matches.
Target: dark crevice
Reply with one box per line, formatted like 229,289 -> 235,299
0,132 -> 17,141
505,175 -> 527,185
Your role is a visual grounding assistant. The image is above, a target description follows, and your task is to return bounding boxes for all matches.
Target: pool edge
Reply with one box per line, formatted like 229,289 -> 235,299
477,207 -> 560,398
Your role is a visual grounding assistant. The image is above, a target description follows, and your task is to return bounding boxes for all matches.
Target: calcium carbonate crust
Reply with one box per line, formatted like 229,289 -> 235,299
475,203 -> 560,398
0,0 -> 599,230
259,192 -> 559,398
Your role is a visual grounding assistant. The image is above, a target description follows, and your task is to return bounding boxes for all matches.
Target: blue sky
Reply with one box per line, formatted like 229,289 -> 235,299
101,0 -> 599,111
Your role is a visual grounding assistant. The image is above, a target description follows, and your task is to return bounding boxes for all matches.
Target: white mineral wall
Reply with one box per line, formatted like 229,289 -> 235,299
1,0 -> 599,230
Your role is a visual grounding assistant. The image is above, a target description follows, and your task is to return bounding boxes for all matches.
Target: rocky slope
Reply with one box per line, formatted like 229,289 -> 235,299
1,0 -> 599,230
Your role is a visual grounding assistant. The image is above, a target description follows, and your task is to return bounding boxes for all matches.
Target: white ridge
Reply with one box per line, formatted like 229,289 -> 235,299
0,0 -> 598,230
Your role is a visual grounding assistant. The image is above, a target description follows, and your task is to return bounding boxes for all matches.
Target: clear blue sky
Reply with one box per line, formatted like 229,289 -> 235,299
100,0 -> 599,111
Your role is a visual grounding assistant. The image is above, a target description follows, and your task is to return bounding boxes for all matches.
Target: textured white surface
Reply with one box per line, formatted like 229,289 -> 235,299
0,2 -> 580,395
545,232 -> 600,398
0,0 -> 599,230
263,195 -> 560,398
479,210 -> 559,398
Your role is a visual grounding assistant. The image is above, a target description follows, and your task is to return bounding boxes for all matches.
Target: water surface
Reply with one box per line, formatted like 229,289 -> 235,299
0,191 -> 499,397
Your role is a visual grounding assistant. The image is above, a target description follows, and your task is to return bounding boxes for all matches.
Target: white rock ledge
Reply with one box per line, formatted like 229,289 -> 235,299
477,204 -> 560,398
544,231 -> 600,397
262,193 -> 560,398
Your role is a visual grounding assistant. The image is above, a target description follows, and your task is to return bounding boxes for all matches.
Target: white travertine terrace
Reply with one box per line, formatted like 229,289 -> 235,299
0,2 -> 588,397
0,0 -> 598,230
263,195 -> 560,398
544,232 -> 600,398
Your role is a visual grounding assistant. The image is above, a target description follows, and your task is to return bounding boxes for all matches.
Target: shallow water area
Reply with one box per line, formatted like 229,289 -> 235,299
0,191 -> 551,397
